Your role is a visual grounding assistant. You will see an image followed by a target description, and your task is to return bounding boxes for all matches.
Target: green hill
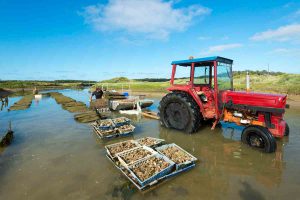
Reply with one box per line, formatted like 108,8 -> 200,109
99,77 -> 130,83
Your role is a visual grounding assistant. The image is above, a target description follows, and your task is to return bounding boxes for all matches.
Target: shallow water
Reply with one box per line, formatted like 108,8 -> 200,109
0,89 -> 299,200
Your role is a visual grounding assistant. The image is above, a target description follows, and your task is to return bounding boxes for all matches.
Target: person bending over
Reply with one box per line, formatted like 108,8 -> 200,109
90,88 -> 103,101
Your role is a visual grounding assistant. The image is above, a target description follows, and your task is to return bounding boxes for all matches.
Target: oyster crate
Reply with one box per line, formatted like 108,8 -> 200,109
105,140 -> 141,159
117,124 -> 135,135
156,143 -> 197,170
120,162 -> 195,191
96,107 -> 111,113
127,154 -> 175,187
116,146 -> 157,168
97,128 -> 118,139
136,137 -> 165,148
96,119 -> 115,130
112,117 -> 131,127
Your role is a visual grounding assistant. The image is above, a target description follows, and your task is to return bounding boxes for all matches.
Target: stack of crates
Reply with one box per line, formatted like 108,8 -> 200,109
104,137 -> 198,191
92,117 -> 135,139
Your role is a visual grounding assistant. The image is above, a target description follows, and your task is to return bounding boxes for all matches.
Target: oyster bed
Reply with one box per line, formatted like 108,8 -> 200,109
8,95 -> 33,111
49,92 -> 89,113
74,111 -> 100,123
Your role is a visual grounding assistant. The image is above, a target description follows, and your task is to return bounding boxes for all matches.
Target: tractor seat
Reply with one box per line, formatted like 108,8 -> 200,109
196,91 -> 204,95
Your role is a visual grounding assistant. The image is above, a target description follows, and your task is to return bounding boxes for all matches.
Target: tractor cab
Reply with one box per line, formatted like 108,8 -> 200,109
168,56 -> 233,119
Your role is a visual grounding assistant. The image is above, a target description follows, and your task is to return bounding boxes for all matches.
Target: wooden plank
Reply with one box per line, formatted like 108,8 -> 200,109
0,131 -> 13,147
141,111 -> 159,120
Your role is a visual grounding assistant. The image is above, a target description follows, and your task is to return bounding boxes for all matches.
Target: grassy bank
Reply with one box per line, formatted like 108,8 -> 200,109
0,80 -> 97,91
232,72 -> 300,94
93,72 -> 300,95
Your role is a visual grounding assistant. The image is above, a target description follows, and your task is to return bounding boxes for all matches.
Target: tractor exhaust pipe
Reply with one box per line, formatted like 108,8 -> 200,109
246,71 -> 250,92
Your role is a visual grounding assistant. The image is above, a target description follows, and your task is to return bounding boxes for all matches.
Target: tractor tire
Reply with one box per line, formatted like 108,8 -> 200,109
241,125 -> 277,153
284,123 -> 289,136
158,92 -> 202,133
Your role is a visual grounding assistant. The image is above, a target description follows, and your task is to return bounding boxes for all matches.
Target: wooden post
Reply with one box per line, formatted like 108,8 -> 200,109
0,121 -> 13,147
129,83 -> 131,95
9,121 -> 11,132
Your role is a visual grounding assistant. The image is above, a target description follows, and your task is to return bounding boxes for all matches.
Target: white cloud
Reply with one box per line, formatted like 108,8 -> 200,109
269,48 -> 290,54
201,43 -> 242,55
81,0 -> 211,40
269,48 -> 300,55
283,2 -> 293,8
292,9 -> 300,18
250,24 -> 300,42
198,36 -> 211,40
221,36 -> 229,40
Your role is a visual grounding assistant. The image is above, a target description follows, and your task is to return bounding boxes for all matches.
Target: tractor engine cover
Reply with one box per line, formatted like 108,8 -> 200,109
222,91 -> 287,110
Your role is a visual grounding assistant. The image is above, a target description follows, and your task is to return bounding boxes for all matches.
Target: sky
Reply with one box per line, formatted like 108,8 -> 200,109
0,0 -> 300,81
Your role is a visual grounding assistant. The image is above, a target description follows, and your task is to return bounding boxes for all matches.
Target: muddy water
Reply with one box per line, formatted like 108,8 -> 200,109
0,89 -> 299,200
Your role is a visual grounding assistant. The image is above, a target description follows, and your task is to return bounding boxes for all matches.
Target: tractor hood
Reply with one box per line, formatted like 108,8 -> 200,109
222,91 -> 287,109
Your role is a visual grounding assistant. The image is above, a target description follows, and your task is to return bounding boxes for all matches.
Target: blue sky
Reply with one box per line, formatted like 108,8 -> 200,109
0,0 -> 300,80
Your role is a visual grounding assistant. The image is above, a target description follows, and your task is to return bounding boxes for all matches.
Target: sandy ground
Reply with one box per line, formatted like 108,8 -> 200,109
131,91 -> 167,98
287,95 -> 300,108
0,88 -> 13,98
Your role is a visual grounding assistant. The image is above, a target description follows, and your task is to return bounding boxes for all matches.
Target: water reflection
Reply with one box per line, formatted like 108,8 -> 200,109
33,93 -> 52,106
105,179 -> 135,200
159,125 -> 285,191
0,97 -> 9,111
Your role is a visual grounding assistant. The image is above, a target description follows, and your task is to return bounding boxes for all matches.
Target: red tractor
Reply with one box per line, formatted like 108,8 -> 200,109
159,56 -> 289,153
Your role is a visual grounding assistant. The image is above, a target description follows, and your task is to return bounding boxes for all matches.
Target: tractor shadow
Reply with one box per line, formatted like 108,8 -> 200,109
239,181 -> 265,200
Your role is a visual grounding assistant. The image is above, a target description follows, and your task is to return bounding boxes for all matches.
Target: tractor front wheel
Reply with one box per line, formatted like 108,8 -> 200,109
158,92 -> 202,133
241,126 -> 277,153
284,123 -> 289,136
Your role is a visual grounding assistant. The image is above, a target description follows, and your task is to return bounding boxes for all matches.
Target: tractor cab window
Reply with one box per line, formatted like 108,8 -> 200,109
194,66 -> 210,85
174,66 -> 191,85
217,62 -> 233,90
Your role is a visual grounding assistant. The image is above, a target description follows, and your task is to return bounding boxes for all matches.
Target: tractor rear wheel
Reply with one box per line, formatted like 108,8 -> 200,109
241,125 -> 277,153
158,92 -> 202,133
284,123 -> 289,136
